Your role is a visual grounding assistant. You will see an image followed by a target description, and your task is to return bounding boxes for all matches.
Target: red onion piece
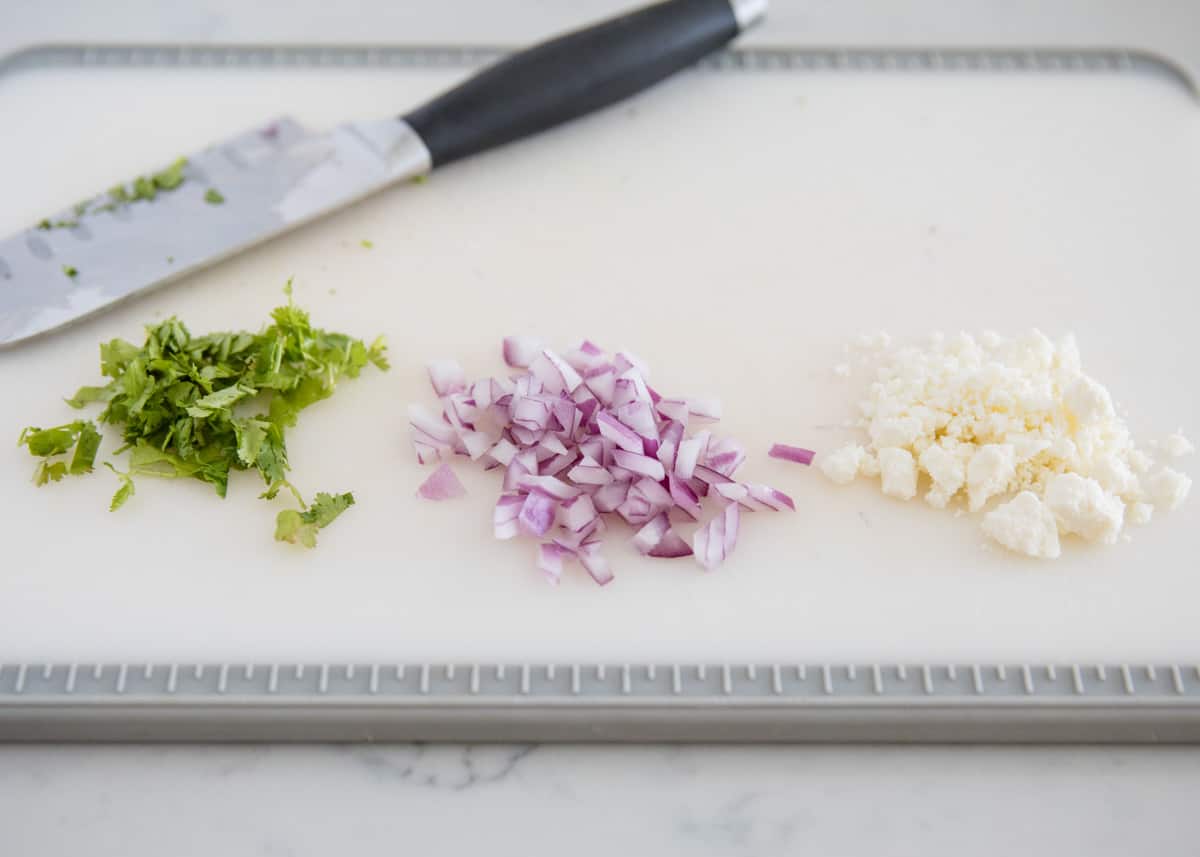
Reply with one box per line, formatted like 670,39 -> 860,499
614,350 -> 649,378
561,493 -> 598,532
769,443 -> 816,466
615,401 -> 658,440
577,542 -> 613,586
592,479 -> 630,513
416,463 -> 466,501
493,494 -> 524,539
668,474 -> 703,520
693,504 -> 740,571
747,483 -> 796,511
674,430 -> 710,480
568,459 -> 614,485
427,359 -> 467,396
538,543 -> 569,584
503,336 -> 543,369
656,398 -> 689,424
518,492 -> 558,537
688,397 -> 722,421
584,368 -> 616,405
612,449 -> 666,481
517,474 -> 581,501
487,438 -> 518,466
596,410 -> 644,454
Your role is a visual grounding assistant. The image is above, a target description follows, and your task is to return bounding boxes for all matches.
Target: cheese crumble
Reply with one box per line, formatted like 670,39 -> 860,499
820,330 -> 1193,558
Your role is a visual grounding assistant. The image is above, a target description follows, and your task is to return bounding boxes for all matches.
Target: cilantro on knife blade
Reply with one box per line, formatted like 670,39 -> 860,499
20,282 -> 386,547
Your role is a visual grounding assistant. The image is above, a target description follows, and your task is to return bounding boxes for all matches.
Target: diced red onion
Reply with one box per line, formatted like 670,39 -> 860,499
517,474 -> 581,501
693,464 -> 733,486
518,492 -> 558,537
615,401 -> 658,440
529,349 -> 583,395
668,474 -> 703,520
656,398 -> 689,424
409,404 -> 457,446
538,543 -> 569,584
592,479 -> 630,512
568,458 -> 614,485
612,449 -> 666,481
747,483 -> 796,511
577,542 -> 613,586
693,504 -> 740,571
651,531 -> 693,558
561,493 -> 598,533
614,350 -> 649,378
503,336 -> 543,369
688,397 -> 722,421
584,369 -> 616,405
460,430 -> 497,460
596,410 -> 644,454
541,451 -> 578,478
487,438 -> 518,466
414,339 -> 803,583
416,463 -> 466,501
493,494 -> 524,539
427,359 -> 467,396
674,430 -> 709,480
769,443 -> 816,466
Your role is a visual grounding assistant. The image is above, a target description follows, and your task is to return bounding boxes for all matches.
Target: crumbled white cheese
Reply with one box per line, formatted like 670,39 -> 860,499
982,492 -> 1061,559
919,443 -> 965,509
820,329 -> 1193,559
1163,431 -> 1195,458
966,445 -> 1016,512
1128,502 -> 1154,526
1147,468 -> 1192,512
1064,376 -> 1115,426
878,448 -> 917,500
818,444 -> 866,484
1044,473 -> 1125,545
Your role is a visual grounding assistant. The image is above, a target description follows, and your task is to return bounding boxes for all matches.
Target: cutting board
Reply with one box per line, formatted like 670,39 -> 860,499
1,55 -> 1198,665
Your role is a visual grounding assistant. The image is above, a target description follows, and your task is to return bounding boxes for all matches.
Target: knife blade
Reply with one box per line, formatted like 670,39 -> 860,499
0,0 -> 765,348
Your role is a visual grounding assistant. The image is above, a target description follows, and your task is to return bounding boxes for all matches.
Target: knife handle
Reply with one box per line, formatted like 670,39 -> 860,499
403,0 -> 765,168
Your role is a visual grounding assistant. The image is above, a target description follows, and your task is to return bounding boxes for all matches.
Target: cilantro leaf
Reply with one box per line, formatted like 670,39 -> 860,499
104,463 -> 136,511
204,188 -> 225,205
65,384 -> 116,409
274,491 -> 355,549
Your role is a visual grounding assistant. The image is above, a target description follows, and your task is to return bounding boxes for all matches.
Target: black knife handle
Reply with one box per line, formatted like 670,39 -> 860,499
403,0 -> 763,168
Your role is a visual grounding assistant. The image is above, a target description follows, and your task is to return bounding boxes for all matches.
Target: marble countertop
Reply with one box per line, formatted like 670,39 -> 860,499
2,1 -> 1197,853
3,743 -> 1197,855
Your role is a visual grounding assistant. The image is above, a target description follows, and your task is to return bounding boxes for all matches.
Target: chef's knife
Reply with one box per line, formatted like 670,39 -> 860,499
0,0 -> 765,348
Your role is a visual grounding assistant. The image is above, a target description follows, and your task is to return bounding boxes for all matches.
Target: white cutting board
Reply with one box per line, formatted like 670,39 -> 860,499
1,59 -> 1198,664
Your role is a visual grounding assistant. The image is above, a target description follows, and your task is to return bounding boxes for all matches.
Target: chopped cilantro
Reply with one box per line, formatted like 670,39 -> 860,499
204,188 -> 225,205
360,239 -> 374,249
36,219 -> 52,230
167,256 -> 175,264
411,174 -> 428,185
21,283 -> 386,548
18,421 -> 101,486
62,265 -> 78,278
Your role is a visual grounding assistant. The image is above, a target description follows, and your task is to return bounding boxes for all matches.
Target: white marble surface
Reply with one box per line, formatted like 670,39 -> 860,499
3,2 -> 1198,854
1,744 -> 1197,855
